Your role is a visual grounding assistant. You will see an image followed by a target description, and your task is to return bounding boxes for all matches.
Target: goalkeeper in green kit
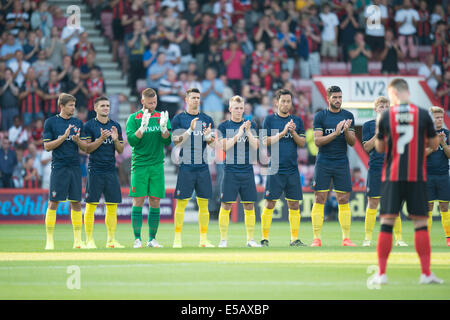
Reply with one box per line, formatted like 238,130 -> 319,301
126,88 -> 172,248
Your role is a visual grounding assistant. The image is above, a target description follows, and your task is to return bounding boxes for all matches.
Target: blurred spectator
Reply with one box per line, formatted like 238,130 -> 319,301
57,55 -> 74,86
363,0 -> 387,60
161,6 -> 180,32
243,102 -> 252,121
297,15 -> 321,79
159,33 -> 181,72
324,191 -> 338,220
213,0 -> 233,29
319,3 -> 339,62
116,136 -> 131,186
432,21 -> 447,70
32,49 -> 53,86
66,68 -> 88,110
30,1 -> 53,38
277,21 -> 296,77
122,0 -> 145,37
42,69 -> 64,118
270,37 -> 288,80
222,40 -> 245,95
251,41 -> 265,75
259,50 -> 276,91
110,0 -> 128,63
51,7 -> 66,31
22,156 -> 39,188
12,145 -> 24,188
8,116 -> 24,147
18,67 -> 44,126
143,2 -> 158,32
143,41 -> 159,75
5,0 -> 30,36
8,50 -> 29,87
182,0 -> 202,27
40,149 -> 51,189
80,52 -> 101,81
242,73 -> 266,107
201,67 -> 224,125
61,22 -> 85,57
0,32 -> 23,64
394,0 -> 419,60
23,30 -> 39,64
174,19 -> 194,72
86,67 -> 106,120
305,117 -> 318,165
217,16 -> 233,49
193,13 -> 218,77
205,41 -> 224,76
25,143 -> 42,177
348,31 -> 372,75
352,167 -> 365,188
161,0 -> 185,12
430,4 -> 445,31
418,54 -> 442,93
43,26 -> 66,69
0,68 -> 20,130
30,118 -> 44,149
380,28 -> 403,74
254,95 -> 271,127
436,70 -> 449,112
147,52 -> 172,90
417,0 -> 431,45
73,31 -> 95,68
0,137 -> 17,188
158,69 -> 183,120
253,15 -> 276,49
339,2 -> 360,63
125,19 -> 148,94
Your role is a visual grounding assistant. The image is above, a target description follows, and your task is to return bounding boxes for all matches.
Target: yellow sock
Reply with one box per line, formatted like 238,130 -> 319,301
197,198 -> 210,242
393,215 -> 402,241
261,206 -> 274,240
244,208 -> 256,241
364,207 -> 377,241
105,203 -> 117,243
71,209 -> 83,243
288,208 -> 301,241
174,199 -> 189,241
45,208 -> 57,243
219,206 -> 231,241
428,211 -> 433,232
441,211 -> 450,237
84,203 -> 97,242
338,203 -> 351,240
311,203 -> 324,240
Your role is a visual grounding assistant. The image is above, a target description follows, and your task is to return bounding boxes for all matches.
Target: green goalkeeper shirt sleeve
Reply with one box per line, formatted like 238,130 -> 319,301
126,112 -> 141,147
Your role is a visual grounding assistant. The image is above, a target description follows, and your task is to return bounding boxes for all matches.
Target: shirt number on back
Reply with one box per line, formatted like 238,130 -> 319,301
396,124 -> 413,154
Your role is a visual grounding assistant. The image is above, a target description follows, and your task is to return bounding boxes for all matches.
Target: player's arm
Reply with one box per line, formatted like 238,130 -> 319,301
84,128 -> 111,153
438,132 -> 450,158
43,124 -> 74,152
72,128 -> 88,152
202,123 -> 216,147
173,117 -> 197,147
343,119 -> 356,146
362,122 -> 375,152
263,122 -> 289,146
220,124 -> 245,151
375,112 -> 387,153
246,122 -> 259,150
291,119 -> 306,148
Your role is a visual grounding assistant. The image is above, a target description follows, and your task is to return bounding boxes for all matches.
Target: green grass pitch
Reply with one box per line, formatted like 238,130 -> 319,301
0,220 -> 448,300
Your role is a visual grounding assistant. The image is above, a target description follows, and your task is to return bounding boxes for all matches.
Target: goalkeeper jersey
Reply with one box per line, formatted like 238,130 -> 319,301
126,108 -> 172,168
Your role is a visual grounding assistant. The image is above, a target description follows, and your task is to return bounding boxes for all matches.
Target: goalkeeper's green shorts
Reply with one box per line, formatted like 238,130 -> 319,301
129,163 -> 165,199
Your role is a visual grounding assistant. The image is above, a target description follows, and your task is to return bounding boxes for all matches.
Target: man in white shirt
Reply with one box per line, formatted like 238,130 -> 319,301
364,0 -> 388,58
418,54 -> 442,93
394,0 -> 419,59
61,24 -> 85,56
319,3 -> 339,62
7,50 -> 30,87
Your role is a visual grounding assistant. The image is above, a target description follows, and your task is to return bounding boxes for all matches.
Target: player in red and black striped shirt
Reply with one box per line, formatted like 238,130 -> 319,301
18,67 -> 45,126
43,70 -> 64,118
374,78 -> 442,285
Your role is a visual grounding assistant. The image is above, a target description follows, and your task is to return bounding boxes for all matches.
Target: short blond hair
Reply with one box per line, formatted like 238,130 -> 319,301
142,88 -> 156,98
429,106 -> 444,115
57,93 -> 76,107
374,96 -> 389,108
229,95 -> 244,108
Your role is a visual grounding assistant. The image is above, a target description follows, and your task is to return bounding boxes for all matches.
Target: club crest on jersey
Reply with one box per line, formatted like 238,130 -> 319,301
177,190 -> 180,196
52,191 -> 56,198
265,190 -> 270,196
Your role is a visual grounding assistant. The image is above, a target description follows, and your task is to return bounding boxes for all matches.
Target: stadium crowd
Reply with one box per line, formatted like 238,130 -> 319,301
0,0 -> 448,191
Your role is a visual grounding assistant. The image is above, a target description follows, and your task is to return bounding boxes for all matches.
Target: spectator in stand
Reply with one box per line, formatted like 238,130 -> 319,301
66,68 -> 88,110
51,7 -> 66,31
193,13 -> 218,77
432,21 -> 448,70
8,116 -> 24,147
0,68 -> 20,130
0,137 -> 17,188
186,70 -> 202,92
57,55 -> 74,87
319,3 -> 339,62
143,2 -> 158,32
380,28 -> 403,74
436,70 -> 449,112
259,50 -> 276,91
253,15 -> 276,49
31,49 -> 53,87
205,41 -> 225,76
243,1 -> 262,36
161,6 -> 180,32
147,52 -> 172,90
18,67 -> 44,126
251,41 -> 265,76
30,118 -> 44,149
80,52 -> 101,81
22,156 -> 40,188
201,67 -> 224,125
270,37 -> 288,80
148,16 -> 168,43
5,0 -> 30,36
159,33 -> 182,73
86,67 -> 106,119
348,31 -> 372,75
277,21 -> 297,77
110,0 -> 128,63
15,29 -> 27,47
417,0 -> 431,45
143,41 -> 159,76
430,4 -> 445,32
254,95 -> 271,127
272,69 -> 290,92
351,167 -> 365,189
174,19 -> 194,72
340,2 -> 360,63
363,0 -> 388,60
394,0 -> 419,61
418,54 -> 442,94
125,19 -> 148,95
25,142 -> 42,178
0,32 -> 23,64
297,15 -> 321,79
42,69 -> 64,118
30,1 -> 53,38
122,0 -> 145,37
242,72 -> 266,107
158,69 -> 183,120
60,21 -> 85,57
217,16 -> 234,49
182,0 -> 202,27
161,0 -> 185,12
23,31 -> 39,64
116,135 -> 131,187
213,0 -> 233,27
73,31 -> 95,68
222,39 -> 245,95
40,148 -> 52,189
43,26 -> 66,69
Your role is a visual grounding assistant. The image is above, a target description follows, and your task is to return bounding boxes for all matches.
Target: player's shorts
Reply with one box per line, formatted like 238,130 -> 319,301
221,170 -> 257,203
85,171 -> 122,204
129,163 -> 165,199
264,170 -> 303,201
312,160 -> 352,193
175,166 -> 212,200
426,174 -> 450,202
366,169 -> 382,198
49,165 -> 82,202
380,181 -> 428,217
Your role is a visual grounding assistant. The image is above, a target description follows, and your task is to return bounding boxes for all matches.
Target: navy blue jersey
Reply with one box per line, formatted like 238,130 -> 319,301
313,108 -> 355,163
171,111 -> 214,169
427,128 -> 449,175
362,119 -> 385,171
83,118 -> 123,174
218,119 -> 258,173
262,113 -> 305,174
43,115 -> 84,168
